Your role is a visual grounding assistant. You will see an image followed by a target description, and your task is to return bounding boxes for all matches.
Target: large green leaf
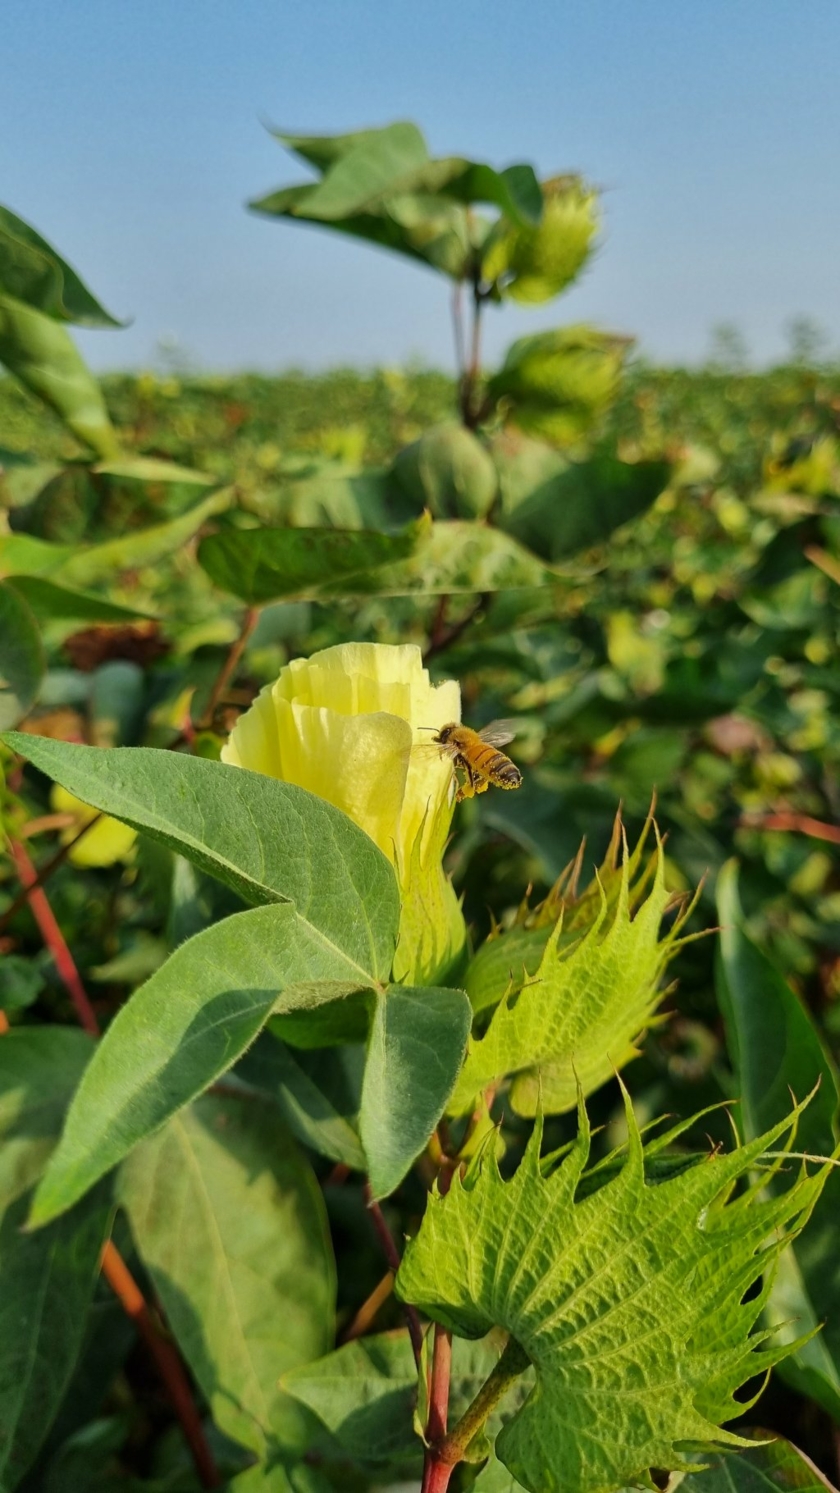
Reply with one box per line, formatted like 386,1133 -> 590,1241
0,205 -> 121,327
0,580 -> 43,729
397,1095 -> 831,1493
282,1328 -> 533,1473
0,1028 -> 108,1492
236,1032 -> 366,1170
0,1027 -> 95,1208
680,1437 -> 837,1493
197,518 -> 422,603
2,737 -> 399,978
284,122 -> 429,220
361,985 -> 472,1199
0,487 -> 231,586
251,123 -> 542,281
200,518 -> 564,602
339,519 -> 565,595
28,902 -> 384,1229
450,839 -> 680,1115
494,440 -> 670,560
0,1190 -> 112,1491
119,1092 -> 334,1460
716,861 -> 840,1421
4,575 -> 152,624
0,294 -> 119,458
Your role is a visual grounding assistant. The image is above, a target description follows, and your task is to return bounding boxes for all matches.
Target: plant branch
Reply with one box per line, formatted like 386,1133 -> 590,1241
100,1241 -> 221,1489
340,1270 -> 394,1344
423,592 -> 489,664
8,838 -> 100,1036
0,817 -> 103,936
363,1182 -> 424,1363
460,280 -> 485,430
451,283 -> 466,380
739,810 -> 840,844
197,605 -> 259,729
426,1334 -> 530,1492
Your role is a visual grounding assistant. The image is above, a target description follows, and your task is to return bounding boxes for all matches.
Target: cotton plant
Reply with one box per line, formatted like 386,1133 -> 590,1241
3,639 -> 836,1493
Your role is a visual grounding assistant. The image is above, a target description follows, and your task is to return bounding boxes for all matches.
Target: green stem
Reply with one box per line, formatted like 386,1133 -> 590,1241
436,1335 -> 530,1467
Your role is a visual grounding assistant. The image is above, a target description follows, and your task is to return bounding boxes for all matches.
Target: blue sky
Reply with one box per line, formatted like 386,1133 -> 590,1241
3,0 -> 839,372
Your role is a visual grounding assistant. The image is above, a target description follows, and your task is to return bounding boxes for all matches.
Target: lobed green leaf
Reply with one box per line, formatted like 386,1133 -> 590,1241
397,1093 -> 833,1493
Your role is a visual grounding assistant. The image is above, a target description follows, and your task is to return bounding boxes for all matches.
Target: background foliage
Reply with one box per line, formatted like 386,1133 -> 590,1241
2,121 -> 840,1493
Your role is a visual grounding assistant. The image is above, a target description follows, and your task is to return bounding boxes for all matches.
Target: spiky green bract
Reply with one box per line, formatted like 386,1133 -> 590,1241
396,1094 -> 829,1493
450,834 -> 684,1116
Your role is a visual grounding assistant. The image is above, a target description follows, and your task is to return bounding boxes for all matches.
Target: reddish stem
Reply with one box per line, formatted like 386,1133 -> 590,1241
0,817 -> 102,935
363,1183 -> 424,1363
740,810 -> 840,844
7,841 -> 219,1487
198,605 -> 259,729
422,1452 -> 457,1493
426,1322 -> 452,1446
9,838 -> 100,1036
100,1242 -> 221,1489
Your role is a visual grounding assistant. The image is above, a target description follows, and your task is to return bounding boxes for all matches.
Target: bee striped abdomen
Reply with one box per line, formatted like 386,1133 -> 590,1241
475,746 -> 522,788
488,753 -> 522,788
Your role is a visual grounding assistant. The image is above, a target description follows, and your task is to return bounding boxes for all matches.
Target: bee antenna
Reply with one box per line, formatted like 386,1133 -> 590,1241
417,726 -> 438,732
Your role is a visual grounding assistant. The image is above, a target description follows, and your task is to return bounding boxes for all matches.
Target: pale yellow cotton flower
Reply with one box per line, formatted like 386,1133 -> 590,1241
50,784 -> 137,868
222,642 -> 466,985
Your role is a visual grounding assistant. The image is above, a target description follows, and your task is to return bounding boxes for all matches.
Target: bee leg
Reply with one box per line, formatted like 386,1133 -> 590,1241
456,758 -> 476,801
474,777 -> 490,795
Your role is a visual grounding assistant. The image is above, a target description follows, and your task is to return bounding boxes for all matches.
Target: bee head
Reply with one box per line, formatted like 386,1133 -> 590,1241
418,723 -> 453,744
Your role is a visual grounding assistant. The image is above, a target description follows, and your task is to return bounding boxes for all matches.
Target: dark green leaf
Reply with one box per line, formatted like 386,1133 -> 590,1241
197,520 -> 422,603
716,861 -> 840,1421
497,445 -> 670,559
283,1329 -> 533,1473
0,1027 -> 95,1204
0,955 -> 44,1012
0,294 -> 120,458
361,985 -> 472,1199
28,903 -> 384,1228
0,579 -> 43,729
236,1032 -> 366,1169
679,1437 -> 836,1493
0,1189 -> 112,1490
5,575 -> 152,623
119,1092 -> 335,1459
0,487 -> 231,586
2,737 -> 399,978
0,205 -> 121,327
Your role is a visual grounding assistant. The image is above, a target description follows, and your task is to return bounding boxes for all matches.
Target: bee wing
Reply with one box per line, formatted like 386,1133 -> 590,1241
477,719 -> 518,748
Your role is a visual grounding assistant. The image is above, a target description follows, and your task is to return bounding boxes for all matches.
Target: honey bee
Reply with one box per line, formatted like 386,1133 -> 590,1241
430,721 -> 523,801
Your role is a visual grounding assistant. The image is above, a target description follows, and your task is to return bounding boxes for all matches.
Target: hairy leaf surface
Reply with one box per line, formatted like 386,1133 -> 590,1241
3,736 -> 399,978
28,904 -> 381,1228
397,1097 -> 831,1493
0,1029 -> 107,1490
119,1093 -> 334,1461
361,985 -> 472,1198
